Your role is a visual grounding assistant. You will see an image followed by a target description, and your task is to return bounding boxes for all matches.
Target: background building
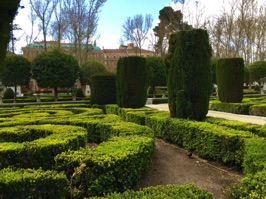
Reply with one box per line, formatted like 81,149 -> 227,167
22,41 -> 155,72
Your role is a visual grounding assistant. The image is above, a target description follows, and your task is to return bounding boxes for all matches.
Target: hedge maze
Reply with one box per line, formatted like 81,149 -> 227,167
0,104 -> 158,198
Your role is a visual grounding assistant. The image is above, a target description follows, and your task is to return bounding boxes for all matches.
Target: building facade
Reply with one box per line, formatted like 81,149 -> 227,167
22,41 -> 155,72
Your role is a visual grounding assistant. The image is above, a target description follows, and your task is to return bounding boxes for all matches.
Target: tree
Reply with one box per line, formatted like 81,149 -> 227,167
0,0 -> 21,65
207,0 -> 266,64
116,56 -> 149,108
0,55 -> 31,103
58,0 -> 107,64
146,56 -> 167,98
248,60 -> 266,92
29,0 -> 57,51
153,7 -> 191,55
167,29 -> 212,121
80,60 -> 107,86
31,50 -> 79,101
121,14 -> 153,55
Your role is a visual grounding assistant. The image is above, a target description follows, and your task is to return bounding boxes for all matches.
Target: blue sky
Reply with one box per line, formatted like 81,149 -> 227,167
97,0 -> 173,49
14,0 -> 221,53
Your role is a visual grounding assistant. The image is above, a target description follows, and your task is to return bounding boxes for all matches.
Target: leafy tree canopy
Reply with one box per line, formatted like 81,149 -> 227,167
31,50 -> 79,88
1,55 -> 31,87
248,61 -> 266,82
80,60 -> 107,85
146,56 -> 166,87
153,6 -> 192,55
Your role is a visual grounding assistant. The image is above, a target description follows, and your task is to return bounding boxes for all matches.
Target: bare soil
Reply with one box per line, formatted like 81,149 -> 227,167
139,139 -> 243,199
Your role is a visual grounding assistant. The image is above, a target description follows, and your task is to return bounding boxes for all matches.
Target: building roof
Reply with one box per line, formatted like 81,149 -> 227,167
25,42 -> 101,51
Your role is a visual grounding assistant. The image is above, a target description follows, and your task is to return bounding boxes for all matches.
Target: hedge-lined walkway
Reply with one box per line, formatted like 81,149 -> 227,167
146,104 -> 266,125
139,139 -> 242,199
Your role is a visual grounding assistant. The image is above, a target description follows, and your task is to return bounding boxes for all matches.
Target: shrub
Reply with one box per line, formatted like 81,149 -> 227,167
167,29 -> 212,121
216,58 -> 244,102
55,136 -> 155,198
116,56 -> 149,108
3,88 -> 15,99
75,88 -> 84,98
80,60 -> 107,85
230,169 -> 266,199
89,184 -> 213,199
90,73 -> 116,105
146,56 -> 167,97
0,168 -> 68,199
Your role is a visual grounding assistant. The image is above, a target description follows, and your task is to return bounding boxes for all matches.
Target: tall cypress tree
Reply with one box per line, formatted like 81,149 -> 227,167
216,58 -> 244,102
0,0 -> 21,64
167,29 -> 212,121
116,56 -> 149,108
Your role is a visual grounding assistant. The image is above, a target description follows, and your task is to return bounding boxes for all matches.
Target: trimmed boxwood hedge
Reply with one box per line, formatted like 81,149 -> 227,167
0,124 -> 87,170
0,168 -> 68,199
88,184 -> 213,199
55,136 -> 155,198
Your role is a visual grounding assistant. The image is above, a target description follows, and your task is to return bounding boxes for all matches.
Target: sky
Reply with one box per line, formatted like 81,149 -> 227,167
13,0 -> 223,54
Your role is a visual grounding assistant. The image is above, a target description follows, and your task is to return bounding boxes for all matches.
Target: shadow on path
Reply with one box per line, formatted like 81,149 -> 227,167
139,139 -> 242,199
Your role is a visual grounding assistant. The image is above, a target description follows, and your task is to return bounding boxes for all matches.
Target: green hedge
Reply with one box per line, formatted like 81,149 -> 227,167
209,101 -> 252,115
88,184 -> 212,199
249,104 -> 266,116
230,169 -> 266,199
0,125 -> 87,170
204,117 -> 264,137
0,168 -> 68,199
152,98 -> 168,104
55,136 -> 155,198
243,138 -> 266,175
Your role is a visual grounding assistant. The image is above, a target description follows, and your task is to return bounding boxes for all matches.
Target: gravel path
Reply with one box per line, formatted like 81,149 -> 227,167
146,103 -> 266,125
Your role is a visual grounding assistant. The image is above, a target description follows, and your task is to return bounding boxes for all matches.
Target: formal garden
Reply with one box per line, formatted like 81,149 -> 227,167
0,28 -> 266,198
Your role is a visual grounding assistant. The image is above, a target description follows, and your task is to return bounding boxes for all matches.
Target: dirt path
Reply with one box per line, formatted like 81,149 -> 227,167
139,139 -> 242,199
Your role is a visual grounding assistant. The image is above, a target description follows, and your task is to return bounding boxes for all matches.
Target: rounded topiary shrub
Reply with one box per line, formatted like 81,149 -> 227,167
75,88 -> 84,98
116,56 -> 149,108
3,88 -> 15,99
216,58 -> 244,103
167,29 -> 212,121
90,73 -> 116,105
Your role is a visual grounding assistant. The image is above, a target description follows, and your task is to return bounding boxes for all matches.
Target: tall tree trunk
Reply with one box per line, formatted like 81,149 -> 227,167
14,85 -> 17,103
54,87 -> 58,101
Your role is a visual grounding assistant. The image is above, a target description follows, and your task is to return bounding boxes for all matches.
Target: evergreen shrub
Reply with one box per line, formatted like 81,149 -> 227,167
88,184 -> 212,199
3,88 -> 14,99
0,168 -> 68,199
90,73 -> 116,105
167,29 -> 212,121
216,58 -> 244,102
76,88 -> 84,98
116,56 -> 149,108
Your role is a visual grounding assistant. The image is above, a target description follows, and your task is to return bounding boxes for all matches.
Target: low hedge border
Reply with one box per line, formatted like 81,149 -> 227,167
0,124 -> 87,170
55,136 -> 155,198
88,184 -> 213,199
0,168 -> 68,199
209,101 -> 252,115
204,117 -> 266,137
249,104 -> 266,116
